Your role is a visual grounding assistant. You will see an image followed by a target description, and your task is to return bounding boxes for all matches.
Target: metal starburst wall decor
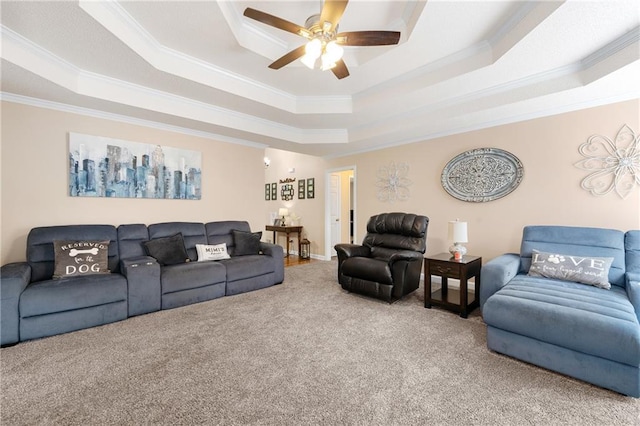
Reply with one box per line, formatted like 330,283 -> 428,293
376,161 -> 412,203
575,124 -> 640,199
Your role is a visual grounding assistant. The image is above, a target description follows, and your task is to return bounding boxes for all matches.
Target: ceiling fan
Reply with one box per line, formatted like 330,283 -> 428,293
243,0 -> 401,79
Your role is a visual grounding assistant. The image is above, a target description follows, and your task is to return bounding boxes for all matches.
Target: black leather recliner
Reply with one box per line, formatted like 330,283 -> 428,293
335,212 -> 429,302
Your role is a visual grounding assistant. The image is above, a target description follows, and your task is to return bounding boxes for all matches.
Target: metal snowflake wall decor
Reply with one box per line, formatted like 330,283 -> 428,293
575,124 -> 640,199
376,161 -> 412,203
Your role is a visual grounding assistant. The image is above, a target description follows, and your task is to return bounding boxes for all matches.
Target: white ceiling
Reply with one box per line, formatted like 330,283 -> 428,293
1,0 -> 639,158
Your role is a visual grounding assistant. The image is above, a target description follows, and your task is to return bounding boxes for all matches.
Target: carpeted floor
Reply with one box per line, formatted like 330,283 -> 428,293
1,260 -> 639,425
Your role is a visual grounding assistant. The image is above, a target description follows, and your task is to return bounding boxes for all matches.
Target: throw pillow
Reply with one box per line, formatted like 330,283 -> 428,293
232,230 -> 262,256
528,249 -> 613,289
53,240 -> 111,279
196,243 -> 230,261
142,233 -> 189,266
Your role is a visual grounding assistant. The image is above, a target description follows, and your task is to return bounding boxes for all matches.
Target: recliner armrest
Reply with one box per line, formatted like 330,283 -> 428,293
335,244 -> 371,258
1,262 -> 32,345
479,253 -> 521,310
388,251 -> 423,264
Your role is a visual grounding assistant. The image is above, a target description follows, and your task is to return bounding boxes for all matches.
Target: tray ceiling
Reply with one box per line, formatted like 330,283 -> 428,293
1,0 -> 639,157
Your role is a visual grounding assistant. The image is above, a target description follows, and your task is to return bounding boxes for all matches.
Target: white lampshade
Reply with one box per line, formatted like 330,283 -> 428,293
448,220 -> 468,243
278,208 -> 289,217
301,39 -> 321,69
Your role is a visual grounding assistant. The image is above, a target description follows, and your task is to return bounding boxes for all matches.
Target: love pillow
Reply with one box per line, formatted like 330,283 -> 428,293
528,249 -> 613,289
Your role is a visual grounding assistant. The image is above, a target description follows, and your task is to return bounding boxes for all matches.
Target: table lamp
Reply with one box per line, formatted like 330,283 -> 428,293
278,208 -> 289,225
448,219 -> 468,260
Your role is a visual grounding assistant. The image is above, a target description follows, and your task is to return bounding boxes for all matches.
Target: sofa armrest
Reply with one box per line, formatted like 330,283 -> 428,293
260,242 -> 284,258
626,275 -> 640,323
335,244 -> 371,259
479,253 -> 521,309
120,256 -> 161,317
1,262 -> 31,345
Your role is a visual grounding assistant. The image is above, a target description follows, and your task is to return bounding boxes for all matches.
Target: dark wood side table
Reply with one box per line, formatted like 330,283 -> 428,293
265,225 -> 303,257
424,253 -> 482,318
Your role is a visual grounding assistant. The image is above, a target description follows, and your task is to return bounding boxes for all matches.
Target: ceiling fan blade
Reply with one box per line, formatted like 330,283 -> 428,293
320,0 -> 349,33
331,59 -> 350,79
244,8 -> 311,38
269,45 -> 307,70
336,31 -> 401,46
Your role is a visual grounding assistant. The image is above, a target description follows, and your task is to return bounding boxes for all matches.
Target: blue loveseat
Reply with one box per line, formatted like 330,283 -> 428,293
0,221 -> 284,346
480,226 -> 640,397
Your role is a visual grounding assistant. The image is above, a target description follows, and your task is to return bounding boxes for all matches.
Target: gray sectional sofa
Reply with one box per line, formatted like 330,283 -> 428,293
480,226 -> 640,397
0,221 -> 284,346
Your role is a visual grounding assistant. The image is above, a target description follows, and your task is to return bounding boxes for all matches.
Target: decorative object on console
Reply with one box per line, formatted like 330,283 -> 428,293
575,124 -> 640,199
69,133 -> 202,200
53,240 -> 111,278
376,161 -> 411,203
278,208 -> 289,225
143,233 -> 189,266
442,148 -> 523,202
448,219 -> 468,260
306,178 -> 315,198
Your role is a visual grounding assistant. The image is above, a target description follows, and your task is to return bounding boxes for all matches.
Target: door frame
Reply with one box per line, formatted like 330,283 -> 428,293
324,165 -> 356,260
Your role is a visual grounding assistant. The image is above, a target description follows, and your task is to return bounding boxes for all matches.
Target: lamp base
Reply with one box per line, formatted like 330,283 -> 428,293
449,243 -> 467,260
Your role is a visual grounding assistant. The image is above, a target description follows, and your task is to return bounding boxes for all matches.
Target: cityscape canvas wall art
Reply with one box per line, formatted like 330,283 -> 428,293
69,133 -> 202,200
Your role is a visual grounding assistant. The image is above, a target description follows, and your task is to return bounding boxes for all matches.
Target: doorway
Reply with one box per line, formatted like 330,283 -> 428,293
325,166 -> 356,260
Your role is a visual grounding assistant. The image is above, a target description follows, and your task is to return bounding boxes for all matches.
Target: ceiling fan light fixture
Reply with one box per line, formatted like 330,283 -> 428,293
301,38 -> 322,69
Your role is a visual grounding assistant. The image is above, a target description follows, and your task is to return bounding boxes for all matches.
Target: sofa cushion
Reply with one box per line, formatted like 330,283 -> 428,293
223,255 -> 275,282
19,273 -> 127,318
148,222 -> 207,262
483,275 -> 640,367
196,243 -> 230,261
53,240 -> 111,279
232,230 -> 262,256
143,233 -> 189,266
528,249 -> 613,289
161,261 -> 226,295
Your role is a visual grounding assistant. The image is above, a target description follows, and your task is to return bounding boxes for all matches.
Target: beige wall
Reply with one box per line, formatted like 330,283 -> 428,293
328,100 -> 640,260
3,99 -> 639,265
263,147 -> 327,256
1,102 -> 266,264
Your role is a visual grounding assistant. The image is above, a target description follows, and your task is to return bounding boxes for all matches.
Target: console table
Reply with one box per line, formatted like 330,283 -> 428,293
265,225 -> 303,257
424,253 -> 482,318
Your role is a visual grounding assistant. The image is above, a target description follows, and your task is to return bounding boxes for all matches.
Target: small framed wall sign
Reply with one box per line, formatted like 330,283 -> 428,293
298,179 -> 306,199
265,183 -> 271,201
306,178 -> 315,199
271,183 -> 277,200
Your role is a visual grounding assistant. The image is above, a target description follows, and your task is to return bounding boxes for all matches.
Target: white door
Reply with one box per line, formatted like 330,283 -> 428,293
330,173 -> 341,256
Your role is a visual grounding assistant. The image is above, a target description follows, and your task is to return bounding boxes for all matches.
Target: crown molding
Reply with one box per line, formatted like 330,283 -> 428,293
0,92 -> 267,149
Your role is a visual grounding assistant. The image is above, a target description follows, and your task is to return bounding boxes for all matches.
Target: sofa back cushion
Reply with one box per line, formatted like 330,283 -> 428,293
205,221 -> 251,257
362,213 -> 429,255
27,225 -> 119,282
117,224 -> 149,260
147,222 -> 206,262
626,230 -> 640,280
520,226 -> 626,288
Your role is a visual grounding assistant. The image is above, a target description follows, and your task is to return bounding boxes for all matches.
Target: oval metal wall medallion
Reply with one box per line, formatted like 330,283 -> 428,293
441,148 -> 524,202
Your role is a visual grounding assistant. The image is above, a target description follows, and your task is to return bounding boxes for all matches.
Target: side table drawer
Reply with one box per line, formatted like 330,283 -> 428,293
430,261 -> 460,278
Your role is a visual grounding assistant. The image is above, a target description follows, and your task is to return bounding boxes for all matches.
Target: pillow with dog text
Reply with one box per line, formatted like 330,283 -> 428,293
53,240 -> 111,279
528,249 -> 613,289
